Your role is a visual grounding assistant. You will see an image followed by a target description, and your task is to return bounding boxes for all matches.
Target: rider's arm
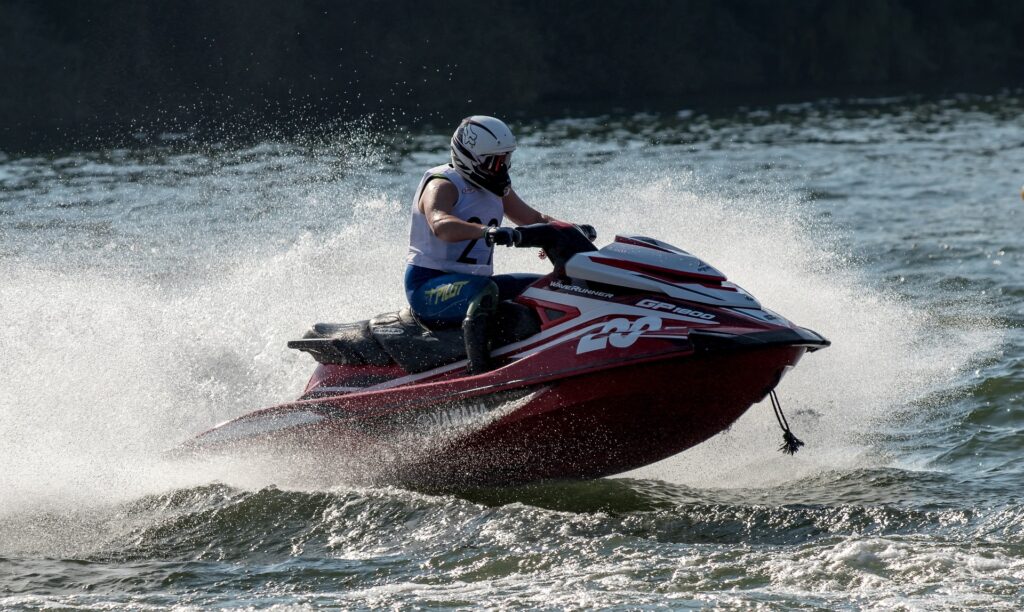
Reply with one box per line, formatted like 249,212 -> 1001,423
420,179 -> 489,242
502,187 -> 563,226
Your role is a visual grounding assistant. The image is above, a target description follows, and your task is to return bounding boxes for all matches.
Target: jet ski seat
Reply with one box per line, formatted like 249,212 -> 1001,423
288,301 -> 541,373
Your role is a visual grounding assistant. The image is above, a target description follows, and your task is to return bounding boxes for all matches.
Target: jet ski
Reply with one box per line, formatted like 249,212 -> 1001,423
182,223 -> 829,487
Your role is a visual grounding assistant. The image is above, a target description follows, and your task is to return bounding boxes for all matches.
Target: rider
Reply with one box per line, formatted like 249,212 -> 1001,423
406,115 -> 556,374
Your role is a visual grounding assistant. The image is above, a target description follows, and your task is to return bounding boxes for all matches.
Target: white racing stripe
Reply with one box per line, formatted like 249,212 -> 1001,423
197,410 -> 325,444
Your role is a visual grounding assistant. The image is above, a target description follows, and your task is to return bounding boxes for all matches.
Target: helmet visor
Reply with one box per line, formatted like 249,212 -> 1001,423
482,151 -> 513,173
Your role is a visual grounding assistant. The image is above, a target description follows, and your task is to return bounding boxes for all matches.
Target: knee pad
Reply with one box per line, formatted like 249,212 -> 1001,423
466,280 -> 499,318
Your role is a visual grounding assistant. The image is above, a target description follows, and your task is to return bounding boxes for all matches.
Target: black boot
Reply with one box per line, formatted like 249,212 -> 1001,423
462,282 -> 498,375
463,310 -> 492,375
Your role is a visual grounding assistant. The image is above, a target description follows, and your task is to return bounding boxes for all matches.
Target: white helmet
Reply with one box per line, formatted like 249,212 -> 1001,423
450,116 -> 517,197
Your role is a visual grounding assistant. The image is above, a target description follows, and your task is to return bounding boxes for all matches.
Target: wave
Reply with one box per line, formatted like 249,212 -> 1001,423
3,467 -> 1024,608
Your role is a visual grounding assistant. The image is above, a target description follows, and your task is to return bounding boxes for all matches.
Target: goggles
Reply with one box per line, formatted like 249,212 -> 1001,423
482,151 -> 513,173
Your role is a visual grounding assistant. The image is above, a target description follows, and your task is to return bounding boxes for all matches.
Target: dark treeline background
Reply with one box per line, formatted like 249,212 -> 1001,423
2,0 -> 1023,152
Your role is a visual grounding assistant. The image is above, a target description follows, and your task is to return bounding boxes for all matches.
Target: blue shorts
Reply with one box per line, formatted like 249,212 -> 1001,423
404,265 -> 540,326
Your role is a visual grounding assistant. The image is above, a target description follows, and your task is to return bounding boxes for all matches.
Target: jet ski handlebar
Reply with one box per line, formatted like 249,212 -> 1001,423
514,222 -> 598,268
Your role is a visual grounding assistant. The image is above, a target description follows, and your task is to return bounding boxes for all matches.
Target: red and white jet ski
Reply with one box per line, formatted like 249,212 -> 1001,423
184,223 -> 829,487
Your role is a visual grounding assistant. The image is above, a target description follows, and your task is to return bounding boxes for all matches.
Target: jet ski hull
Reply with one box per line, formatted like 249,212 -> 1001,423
186,344 -> 806,488
387,345 -> 806,487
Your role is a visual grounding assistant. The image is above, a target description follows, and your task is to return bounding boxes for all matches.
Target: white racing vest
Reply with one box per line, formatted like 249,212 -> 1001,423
406,164 -> 504,276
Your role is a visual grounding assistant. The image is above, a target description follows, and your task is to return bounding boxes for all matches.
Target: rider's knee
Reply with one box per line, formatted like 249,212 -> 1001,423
466,280 -> 499,317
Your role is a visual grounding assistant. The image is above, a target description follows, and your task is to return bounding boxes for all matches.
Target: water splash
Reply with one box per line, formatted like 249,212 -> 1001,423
0,122 -> 1000,517
586,175 -> 999,487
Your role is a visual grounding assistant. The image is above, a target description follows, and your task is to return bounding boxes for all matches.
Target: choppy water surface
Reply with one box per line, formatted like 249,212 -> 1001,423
1,94 -> 1022,609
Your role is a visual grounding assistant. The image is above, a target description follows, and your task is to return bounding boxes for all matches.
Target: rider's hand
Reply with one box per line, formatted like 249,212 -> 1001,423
485,226 -> 521,247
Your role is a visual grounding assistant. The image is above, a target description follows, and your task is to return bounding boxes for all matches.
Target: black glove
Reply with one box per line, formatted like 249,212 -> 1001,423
485,226 -> 521,247
576,224 -> 597,241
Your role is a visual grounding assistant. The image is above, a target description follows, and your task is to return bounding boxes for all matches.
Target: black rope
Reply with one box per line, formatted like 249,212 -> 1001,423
770,389 -> 804,455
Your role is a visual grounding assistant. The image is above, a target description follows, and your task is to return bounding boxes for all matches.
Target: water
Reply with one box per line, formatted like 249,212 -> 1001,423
1,94 -> 1022,609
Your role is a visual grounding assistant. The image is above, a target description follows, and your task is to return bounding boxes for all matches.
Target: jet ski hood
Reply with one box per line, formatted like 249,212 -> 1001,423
565,235 -> 761,308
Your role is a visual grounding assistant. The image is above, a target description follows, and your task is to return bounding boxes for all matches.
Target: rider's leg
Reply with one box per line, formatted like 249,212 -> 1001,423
406,269 -> 491,327
406,270 -> 500,373
491,273 -> 543,301
462,280 -> 499,375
